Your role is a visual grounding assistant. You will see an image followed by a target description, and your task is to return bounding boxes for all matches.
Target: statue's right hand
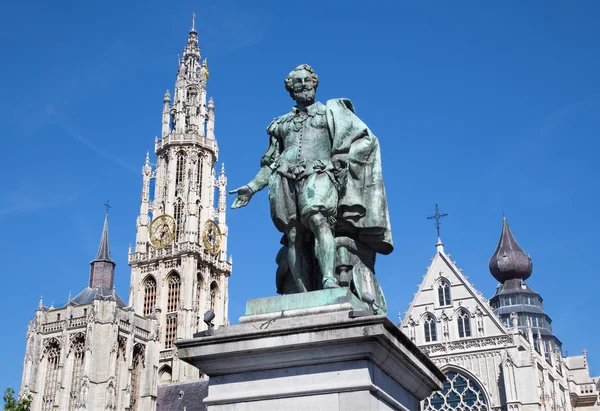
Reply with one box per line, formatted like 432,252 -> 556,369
229,186 -> 254,209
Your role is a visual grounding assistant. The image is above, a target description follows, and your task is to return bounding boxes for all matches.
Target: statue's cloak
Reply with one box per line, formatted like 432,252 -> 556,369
326,98 -> 393,255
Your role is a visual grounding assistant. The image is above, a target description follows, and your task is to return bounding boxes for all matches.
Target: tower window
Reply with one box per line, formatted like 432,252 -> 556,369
143,276 -> 157,316
68,333 -> 85,410
423,314 -> 437,342
437,280 -> 451,306
42,339 -> 61,411
174,199 -> 183,242
175,152 -> 186,190
167,273 -> 181,313
165,314 -> 177,349
129,344 -> 145,410
457,310 -> 471,338
210,281 -> 219,312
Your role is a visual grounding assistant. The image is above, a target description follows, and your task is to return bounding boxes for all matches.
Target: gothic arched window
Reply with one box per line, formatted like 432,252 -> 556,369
68,333 -> 85,410
129,344 -> 145,410
165,314 -> 177,349
42,339 -> 61,411
175,151 -> 186,190
423,314 -> 437,343
174,199 -> 184,242
210,281 -> 219,312
424,370 -> 488,411
457,310 -> 472,338
197,155 -> 204,193
438,279 -> 451,306
143,276 -> 157,316
167,273 -> 181,313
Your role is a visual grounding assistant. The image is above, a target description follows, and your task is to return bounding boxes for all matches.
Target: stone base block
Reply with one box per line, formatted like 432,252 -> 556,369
177,290 -> 444,411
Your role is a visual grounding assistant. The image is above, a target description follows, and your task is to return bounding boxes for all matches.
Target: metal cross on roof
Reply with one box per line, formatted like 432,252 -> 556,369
104,200 -> 111,215
427,204 -> 448,239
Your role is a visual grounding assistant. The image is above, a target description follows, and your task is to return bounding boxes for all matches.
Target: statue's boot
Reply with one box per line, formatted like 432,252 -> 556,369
322,276 -> 340,289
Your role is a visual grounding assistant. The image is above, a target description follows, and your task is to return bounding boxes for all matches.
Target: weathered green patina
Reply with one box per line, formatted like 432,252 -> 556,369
245,288 -> 367,316
230,64 -> 393,314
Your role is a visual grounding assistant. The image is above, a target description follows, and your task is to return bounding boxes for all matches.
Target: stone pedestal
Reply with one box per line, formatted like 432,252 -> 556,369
176,289 -> 444,411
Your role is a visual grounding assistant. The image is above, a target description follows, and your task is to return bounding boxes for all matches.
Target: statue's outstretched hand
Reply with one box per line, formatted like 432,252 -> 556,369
229,186 -> 254,209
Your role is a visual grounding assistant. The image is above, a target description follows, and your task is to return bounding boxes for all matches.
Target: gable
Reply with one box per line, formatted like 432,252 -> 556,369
400,243 -> 508,347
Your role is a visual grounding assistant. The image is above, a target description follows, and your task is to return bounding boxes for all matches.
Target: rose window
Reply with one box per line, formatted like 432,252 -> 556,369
423,371 -> 488,411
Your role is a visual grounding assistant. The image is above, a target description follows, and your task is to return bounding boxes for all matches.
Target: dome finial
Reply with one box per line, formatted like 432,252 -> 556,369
488,216 -> 533,282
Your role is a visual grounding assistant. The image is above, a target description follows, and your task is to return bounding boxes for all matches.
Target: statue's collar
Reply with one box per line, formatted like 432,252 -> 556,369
291,101 -> 324,117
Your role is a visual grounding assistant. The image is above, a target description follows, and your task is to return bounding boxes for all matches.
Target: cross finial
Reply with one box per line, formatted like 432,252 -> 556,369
427,204 -> 448,239
191,12 -> 196,31
104,200 -> 111,215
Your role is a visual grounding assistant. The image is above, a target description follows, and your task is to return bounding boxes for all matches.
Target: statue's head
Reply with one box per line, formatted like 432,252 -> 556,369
285,64 -> 319,104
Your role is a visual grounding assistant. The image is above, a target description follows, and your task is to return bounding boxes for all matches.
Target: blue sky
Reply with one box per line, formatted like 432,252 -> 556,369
1,0 -> 599,392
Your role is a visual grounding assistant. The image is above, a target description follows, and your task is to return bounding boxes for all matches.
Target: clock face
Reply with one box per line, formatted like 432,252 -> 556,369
148,214 -> 177,249
203,220 -> 222,255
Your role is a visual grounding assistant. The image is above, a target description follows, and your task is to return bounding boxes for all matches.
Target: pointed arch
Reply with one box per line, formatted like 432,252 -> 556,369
41,338 -> 61,411
436,277 -> 452,307
210,281 -> 219,312
159,365 -> 173,385
456,308 -> 472,338
174,198 -> 184,242
422,313 -> 438,343
68,333 -> 85,409
166,271 -> 181,313
175,150 -> 187,190
423,365 -> 490,411
129,343 -> 145,410
142,275 -> 157,316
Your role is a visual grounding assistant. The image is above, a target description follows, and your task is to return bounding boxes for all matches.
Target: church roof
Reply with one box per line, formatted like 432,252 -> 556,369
488,217 -> 532,282
156,379 -> 208,411
91,214 -> 114,264
69,285 -> 127,308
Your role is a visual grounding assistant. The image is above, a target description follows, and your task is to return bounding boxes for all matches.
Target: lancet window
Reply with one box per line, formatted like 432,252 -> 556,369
129,344 -> 145,410
41,339 -> 61,411
165,314 -> 177,349
174,199 -> 183,242
68,333 -> 85,410
210,281 -> 219,312
167,273 -> 181,313
457,310 -> 472,338
423,370 -> 488,411
423,314 -> 437,343
175,152 -> 186,191
143,276 -> 157,316
438,280 -> 451,306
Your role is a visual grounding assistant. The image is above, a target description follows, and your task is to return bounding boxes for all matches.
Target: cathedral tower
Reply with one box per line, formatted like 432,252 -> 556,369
127,20 -> 232,385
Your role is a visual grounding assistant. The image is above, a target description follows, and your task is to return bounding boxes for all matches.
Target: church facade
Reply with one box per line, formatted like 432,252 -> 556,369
19,20 -> 230,411
400,218 -> 599,411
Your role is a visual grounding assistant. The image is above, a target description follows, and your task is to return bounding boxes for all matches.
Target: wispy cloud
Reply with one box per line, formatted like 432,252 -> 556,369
0,183 -> 80,216
60,124 -> 139,175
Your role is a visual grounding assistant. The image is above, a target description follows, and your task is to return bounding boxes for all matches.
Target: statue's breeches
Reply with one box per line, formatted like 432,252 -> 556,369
268,170 -> 338,232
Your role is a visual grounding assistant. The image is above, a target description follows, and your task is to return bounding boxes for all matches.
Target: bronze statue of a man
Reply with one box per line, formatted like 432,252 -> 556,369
231,64 -> 393,311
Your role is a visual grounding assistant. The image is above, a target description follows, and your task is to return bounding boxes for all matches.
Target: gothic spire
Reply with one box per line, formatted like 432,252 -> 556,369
92,213 -> 113,263
89,212 -> 116,290
488,217 -> 532,282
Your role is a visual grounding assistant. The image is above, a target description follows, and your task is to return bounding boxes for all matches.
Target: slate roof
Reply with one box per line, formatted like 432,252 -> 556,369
156,379 -> 209,411
68,286 -> 127,308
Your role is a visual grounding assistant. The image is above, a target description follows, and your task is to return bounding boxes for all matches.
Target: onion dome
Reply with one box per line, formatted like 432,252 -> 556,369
488,217 -> 532,282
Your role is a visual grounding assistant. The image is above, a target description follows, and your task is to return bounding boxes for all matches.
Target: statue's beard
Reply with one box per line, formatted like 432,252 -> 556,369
293,89 -> 316,103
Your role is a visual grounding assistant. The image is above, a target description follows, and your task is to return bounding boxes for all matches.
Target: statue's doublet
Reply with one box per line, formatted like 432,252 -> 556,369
268,101 -> 332,170
263,101 -> 338,230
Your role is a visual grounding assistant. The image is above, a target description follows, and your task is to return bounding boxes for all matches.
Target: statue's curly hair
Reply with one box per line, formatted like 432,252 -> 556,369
284,64 -> 319,98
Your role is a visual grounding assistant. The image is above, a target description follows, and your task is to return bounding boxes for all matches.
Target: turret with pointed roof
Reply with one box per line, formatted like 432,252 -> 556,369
89,213 -> 115,289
